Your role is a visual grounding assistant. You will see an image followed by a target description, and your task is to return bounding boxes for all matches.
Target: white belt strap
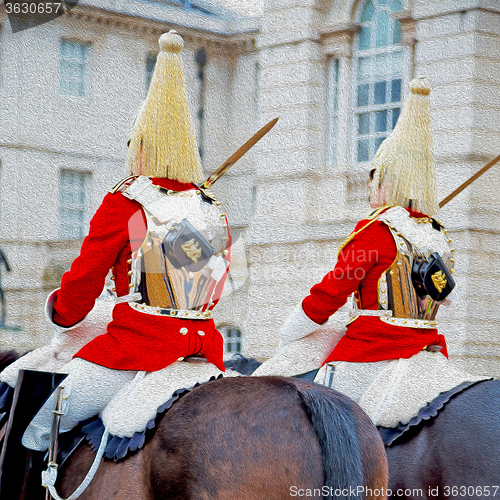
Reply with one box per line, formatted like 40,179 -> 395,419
350,309 -> 393,317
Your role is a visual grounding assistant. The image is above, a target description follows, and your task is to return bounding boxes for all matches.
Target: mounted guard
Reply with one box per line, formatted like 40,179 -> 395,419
0,31 -> 240,499
254,77 -> 489,440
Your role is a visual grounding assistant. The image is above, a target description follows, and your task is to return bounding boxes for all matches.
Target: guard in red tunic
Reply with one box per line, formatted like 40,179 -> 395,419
254,77 -> 487,428
0,31 -> 231,466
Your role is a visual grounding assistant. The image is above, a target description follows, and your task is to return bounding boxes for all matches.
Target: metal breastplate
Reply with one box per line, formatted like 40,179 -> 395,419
377,206 -> 454,328
121,176 -> 230,320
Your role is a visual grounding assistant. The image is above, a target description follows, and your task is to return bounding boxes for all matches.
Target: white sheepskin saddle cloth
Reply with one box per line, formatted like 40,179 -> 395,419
0,293 -> 113,388
101,361 -> 241,438
252,328 -> 345,378
314,351 -> 489,428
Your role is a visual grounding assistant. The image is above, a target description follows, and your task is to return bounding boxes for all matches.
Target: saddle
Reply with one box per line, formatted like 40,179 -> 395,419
0,358 -> 239,500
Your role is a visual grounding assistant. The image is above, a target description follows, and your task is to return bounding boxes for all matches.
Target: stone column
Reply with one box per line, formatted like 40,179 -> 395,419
245,0 -> 326,359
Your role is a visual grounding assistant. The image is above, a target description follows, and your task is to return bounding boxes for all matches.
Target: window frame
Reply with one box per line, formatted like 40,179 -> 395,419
220,325 -> 243,358
59,38 -> 91,98
59,169 -> 91,240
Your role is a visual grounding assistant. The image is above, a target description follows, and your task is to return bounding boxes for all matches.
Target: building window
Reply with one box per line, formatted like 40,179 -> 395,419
160,0 -> 213,14
353,0 -> 403,163
146,53 -> 157,92
59,170 -> 90,239
221,326 -> 243,356
60,39 -> 90,97
327,58 -> 339,166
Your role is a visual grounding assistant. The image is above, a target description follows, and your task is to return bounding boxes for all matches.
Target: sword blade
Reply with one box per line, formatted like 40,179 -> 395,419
202,117 -> 279,189
439,154 -> 500,208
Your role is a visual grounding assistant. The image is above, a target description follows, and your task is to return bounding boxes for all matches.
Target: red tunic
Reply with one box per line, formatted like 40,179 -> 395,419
52,178 -> 229,372
302,207 -> 448,363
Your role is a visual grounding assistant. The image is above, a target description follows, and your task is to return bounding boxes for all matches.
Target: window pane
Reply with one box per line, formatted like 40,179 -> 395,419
359,26 -> 371,51
60,40 -> 89,97
374,53 -> 389,78
329,58 -> 339,84
374,81 -> 386,104
375,110 -> 387,132
374,136 -> 386,153
147,56 -> 156,73
391,79 -> 401,102
376,12 -> 389,47
392,107 -> 400,129
391,0 -> 403,11
357,84 -> 370,106
392,51 -> 403,76
146,54 -> 157,91
357,140 -> 370,162
360,0 -> 375,22
357,57 -> 372,81
327,58 -> 339,167
393,20 -> 402,44
358,113 -> 370,135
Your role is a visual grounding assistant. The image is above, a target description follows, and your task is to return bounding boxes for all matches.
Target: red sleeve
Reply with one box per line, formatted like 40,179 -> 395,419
53,192 -> 142,327
302,220 -> 394,324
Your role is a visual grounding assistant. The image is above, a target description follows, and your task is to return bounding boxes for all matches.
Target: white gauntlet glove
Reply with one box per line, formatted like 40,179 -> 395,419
252,304 -> 343,378
277,303 -> 322,352
0,290 -> 114,387
46,289 -> 114,364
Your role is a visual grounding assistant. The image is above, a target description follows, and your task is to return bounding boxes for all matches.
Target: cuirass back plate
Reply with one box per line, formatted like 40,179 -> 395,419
375,207 -> 454,327
382,246 -> 440,321
123,177 -> 230,317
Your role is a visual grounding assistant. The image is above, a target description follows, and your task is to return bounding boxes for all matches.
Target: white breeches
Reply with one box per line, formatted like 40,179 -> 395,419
22,358 -> 136,451
315,351 -> 489,427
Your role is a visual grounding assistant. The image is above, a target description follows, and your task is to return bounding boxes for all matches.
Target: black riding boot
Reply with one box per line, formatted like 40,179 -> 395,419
0,370 -> 67,500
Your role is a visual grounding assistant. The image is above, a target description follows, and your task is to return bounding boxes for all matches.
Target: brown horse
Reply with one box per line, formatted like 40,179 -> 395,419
0,353 -> 388,500
385,379 -> 500,500
228,357 -> 500,500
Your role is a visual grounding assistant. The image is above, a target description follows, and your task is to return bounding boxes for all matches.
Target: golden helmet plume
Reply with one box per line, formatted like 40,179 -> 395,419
370,76 -> 438,216
126,30 -> 203,183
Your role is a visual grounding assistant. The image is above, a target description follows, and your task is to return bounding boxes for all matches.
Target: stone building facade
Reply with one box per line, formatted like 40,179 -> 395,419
1,0 -> 500,375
